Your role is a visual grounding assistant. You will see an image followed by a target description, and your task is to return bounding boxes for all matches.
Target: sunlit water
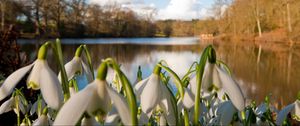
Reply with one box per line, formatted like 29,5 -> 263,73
18,37 -> 300,108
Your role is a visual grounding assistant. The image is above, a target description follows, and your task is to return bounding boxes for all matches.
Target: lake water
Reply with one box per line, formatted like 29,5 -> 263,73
18,37 -> 300,108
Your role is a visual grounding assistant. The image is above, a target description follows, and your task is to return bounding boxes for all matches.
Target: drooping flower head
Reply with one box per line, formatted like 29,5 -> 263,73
58,45 -> 93,84
0,42 -> 63,110
54,61 -> 131,125
183,48 -> 245,112
134,64 -> 177,125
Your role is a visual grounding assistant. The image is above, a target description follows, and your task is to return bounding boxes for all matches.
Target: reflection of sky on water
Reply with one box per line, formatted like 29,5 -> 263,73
18,37 -> 199,45
76,51 -> 199,92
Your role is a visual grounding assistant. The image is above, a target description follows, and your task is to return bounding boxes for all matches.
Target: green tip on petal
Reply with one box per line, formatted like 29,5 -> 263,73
27,81 -> 39,90
153,64 -> 161,75
97,62 -> 108,80
37,42 -> 50,60
208,46 -> 216,63
75,45 -> 84,57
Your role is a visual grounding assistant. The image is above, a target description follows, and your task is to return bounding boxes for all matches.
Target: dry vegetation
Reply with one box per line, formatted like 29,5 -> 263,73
1,0 -> 300,41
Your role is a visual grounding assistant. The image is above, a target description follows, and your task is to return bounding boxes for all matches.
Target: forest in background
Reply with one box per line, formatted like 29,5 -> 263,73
1,0 -> 300,41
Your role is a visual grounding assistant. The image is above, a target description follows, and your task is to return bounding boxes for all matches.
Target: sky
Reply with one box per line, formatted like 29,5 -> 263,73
89,0 -> 216,20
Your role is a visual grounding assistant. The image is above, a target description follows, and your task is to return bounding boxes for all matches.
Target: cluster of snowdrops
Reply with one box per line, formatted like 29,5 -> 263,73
0,39 -> 299,126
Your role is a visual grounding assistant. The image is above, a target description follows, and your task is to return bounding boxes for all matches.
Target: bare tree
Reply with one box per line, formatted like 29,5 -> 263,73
0,0 -> 5,31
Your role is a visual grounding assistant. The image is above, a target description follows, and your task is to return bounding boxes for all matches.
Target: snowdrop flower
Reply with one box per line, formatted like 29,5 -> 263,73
33,115 -> 50,126
30,97 -> 46,116
183,62 -> 245,111
58,52 -> 93,83
134,65 -> 176,125
209,101 -> 237,125
0,93 -> 28,115
54,62 -> 131,125
0,43 -> 63,110
33,108 -> 51,126
276,100 -> 300,125
0,97 -> 15,114
254,102 -> 278,118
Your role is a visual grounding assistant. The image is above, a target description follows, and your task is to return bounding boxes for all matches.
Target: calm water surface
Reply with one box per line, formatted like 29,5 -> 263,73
18,37 -> 300,108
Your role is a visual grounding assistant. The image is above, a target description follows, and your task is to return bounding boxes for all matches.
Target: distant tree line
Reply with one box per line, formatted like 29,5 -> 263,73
0,0 -> 158,38
2,0 -> 300,40
197,0 -> 300,41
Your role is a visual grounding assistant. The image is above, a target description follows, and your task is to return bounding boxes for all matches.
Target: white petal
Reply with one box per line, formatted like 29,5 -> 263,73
33,115 -> 49,126
216,101 -> 237,125
217,90 -> 225,100
27,60 -> 45,89
133,77 -> 149,101
20,122 -> 27,126
182,88 -> 195,109
159,83 -> 176,125
53,83 -> 95,125
59,57 -> 82,82
140,74 -> 161,116
159,115 -> 167,125
216,66 -> 245,111
276,102 -> 295,125
81,117 -> 99,126
0,97 -> 14,114
40,63 -> 64,110
30,99 -> 46,116
105,106 -> 120,125
187,102 -> 207,123
0,63 -> 34,101
201,63 -> 214,92
212,66 -> 222,88
106,85 -> 131,125
86,80 -> 111,116
30,100 -> 38,115
189,75 -> 197,95
294,100 -> 300,117
81,61 -> 94,83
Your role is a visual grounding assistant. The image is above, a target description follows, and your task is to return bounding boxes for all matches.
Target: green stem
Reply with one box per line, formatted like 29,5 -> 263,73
153,64 -> 161,75
194,45 -> 213,125
104,58 -> 138,125
96,62 -> 107,80
160,73 -> 180,125
37,42 -> 50,60
83,45 -> 94,80
184,110 -> 190,126
75,45 -> 83,57
157,64 -> 184,97
51,39 -> 70,100
157,64 -> 189,126
17,114 -> 20,126
15,96 -> 20,126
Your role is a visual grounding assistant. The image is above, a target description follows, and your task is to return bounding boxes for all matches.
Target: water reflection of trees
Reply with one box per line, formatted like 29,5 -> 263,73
20,42 -> 300,107
212,42 -> 300,107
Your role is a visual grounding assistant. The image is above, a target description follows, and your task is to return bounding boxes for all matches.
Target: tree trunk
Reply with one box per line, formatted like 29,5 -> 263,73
256,17 -> 262,37
1,0 -> 5,31
286,1 -> 292,32
35,2 -> 40,35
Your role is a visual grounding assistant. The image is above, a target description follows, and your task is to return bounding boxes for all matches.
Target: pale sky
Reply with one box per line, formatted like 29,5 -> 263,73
89,0 -> 216,20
